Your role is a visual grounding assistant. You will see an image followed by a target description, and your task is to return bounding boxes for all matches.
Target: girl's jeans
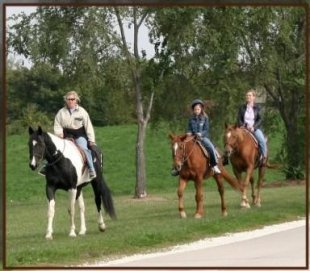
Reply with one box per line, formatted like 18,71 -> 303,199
201,137 -> 218,167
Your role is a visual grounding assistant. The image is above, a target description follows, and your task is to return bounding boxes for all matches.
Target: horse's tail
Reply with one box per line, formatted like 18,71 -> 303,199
93,150 -> 117,220
265,161 -> 281,169
220,167 -> 243,192
99,175 -> 117,220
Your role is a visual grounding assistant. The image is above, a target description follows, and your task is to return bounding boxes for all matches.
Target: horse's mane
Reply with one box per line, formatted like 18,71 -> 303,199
235,127 -> 245,142
43,132 -> 58,153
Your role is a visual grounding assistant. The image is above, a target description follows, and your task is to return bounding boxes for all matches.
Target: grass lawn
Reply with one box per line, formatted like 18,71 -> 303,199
4,124 -> 306,267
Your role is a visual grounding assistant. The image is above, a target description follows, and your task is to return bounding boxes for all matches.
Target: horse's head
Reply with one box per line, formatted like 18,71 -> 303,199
28,126 -> 46,170
223,123 -> 242,157
169,133 -> 188,172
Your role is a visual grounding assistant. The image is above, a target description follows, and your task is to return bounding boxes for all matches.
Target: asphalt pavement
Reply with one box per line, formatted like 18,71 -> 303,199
91,219 -> 307,268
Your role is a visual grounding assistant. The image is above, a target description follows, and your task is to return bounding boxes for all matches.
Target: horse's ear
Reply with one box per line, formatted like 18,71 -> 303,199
168,133 -> 175,141
38,126 -> 43,135
28,127 -> 34,135
233,123 -> 238,129
225,122 -> 228,129
180,134 -> 187,141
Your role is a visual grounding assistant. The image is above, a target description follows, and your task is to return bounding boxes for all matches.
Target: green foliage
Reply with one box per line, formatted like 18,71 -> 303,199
8,104 -> 52,135
282,165 -> 305,180
7,6 -> 305,179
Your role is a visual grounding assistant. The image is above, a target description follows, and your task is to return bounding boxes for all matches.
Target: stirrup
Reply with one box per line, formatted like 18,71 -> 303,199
171,168 -> 179,176
38,165 -> 46,176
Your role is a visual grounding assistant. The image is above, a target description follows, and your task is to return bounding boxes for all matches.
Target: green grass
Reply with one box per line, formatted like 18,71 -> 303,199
5,124 -> 305,267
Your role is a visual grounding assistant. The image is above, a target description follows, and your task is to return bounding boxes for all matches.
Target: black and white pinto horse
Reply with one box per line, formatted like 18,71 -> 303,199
28,126 -> 116,240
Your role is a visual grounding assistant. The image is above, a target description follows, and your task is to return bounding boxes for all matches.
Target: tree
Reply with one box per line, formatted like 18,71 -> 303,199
114,7 -> 155,198
7,6 -> 163,196
236,7 -> 305,177
149,7 -> 305,176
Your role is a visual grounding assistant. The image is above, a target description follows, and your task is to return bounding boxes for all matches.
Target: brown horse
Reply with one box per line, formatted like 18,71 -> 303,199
223,124 -> 268,208
169,134 -> 241,219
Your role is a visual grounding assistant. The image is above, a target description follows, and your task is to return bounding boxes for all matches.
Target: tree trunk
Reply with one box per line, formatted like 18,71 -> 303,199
135,120 -> 147,198
114,7 -> 154,198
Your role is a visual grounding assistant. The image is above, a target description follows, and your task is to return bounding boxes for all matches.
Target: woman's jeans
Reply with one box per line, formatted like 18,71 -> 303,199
201,137 -> 218,167
75,137 -> 95,171
254,129 -> 267,157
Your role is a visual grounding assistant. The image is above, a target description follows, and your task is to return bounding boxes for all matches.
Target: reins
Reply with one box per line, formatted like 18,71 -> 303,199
44,136 -> 66,167
178,137 -> 198,168
225,127 -> 256,155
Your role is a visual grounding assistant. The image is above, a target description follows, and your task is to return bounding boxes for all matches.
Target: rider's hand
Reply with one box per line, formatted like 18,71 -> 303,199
196,133 -> 202,138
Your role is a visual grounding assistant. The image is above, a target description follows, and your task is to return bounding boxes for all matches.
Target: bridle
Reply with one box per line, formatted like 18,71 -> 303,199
224,130 -> 238,156
173,137 -> 197,170
33,135 -> 66,168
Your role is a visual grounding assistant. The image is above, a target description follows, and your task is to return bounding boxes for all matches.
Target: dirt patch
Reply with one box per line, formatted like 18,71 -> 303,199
263,179 -> 306,188
120,195 -> 170,203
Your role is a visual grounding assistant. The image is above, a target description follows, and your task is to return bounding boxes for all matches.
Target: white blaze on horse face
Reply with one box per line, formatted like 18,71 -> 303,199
173,142 -> 178,156
30,156 -> 36,167
227,132 -> 231,139
30,140 -> 38,166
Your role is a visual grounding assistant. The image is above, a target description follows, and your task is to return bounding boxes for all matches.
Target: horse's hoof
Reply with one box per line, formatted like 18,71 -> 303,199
69,231 -> 77,237
79,229 -> 86,235
240,201 -> 251,208
98,223 -> 106,232
45,234 -> 53,240
222,211 -> 228,217
194,213 -> 202,219
254,202 -> 261,207
179,211 -> 187,219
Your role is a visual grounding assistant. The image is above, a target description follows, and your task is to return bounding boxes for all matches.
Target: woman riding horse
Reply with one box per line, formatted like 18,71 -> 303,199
237,90 -> 267,165
54,91 -> 97,179
223,89 -> 268,208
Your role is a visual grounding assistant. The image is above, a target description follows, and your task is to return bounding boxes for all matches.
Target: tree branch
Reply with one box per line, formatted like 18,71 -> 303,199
145,91 -> 154,123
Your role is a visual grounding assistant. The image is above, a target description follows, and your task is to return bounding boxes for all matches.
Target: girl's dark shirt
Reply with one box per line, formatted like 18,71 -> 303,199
187,114 -> 209,138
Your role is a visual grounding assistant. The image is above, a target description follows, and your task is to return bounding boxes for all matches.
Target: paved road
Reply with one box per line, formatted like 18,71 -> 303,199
93,220 -> 307,268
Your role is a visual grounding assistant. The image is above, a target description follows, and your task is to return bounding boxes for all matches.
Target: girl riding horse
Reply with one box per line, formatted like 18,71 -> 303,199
171,99 -> 221,176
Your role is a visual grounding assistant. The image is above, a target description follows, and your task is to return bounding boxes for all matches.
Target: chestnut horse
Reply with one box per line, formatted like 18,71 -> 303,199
169,134 -> 241,219
223,124 -> 268,208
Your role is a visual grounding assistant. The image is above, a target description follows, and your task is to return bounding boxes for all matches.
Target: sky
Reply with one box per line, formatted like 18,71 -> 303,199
6,6 -> 155,67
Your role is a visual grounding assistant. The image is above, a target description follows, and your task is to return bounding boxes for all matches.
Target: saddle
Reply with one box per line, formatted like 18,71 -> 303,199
241,127 -> 258,148
196,141 -> 221,159
65,140 -> 102,177
66,138 -> 88,164
240,127 -> 268,167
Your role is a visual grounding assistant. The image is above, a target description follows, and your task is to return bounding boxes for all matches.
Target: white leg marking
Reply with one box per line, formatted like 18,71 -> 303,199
78,192 -> 86,235
46,199 -> 55,240
98,210 -> 106,232
68,189 -> 77,237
